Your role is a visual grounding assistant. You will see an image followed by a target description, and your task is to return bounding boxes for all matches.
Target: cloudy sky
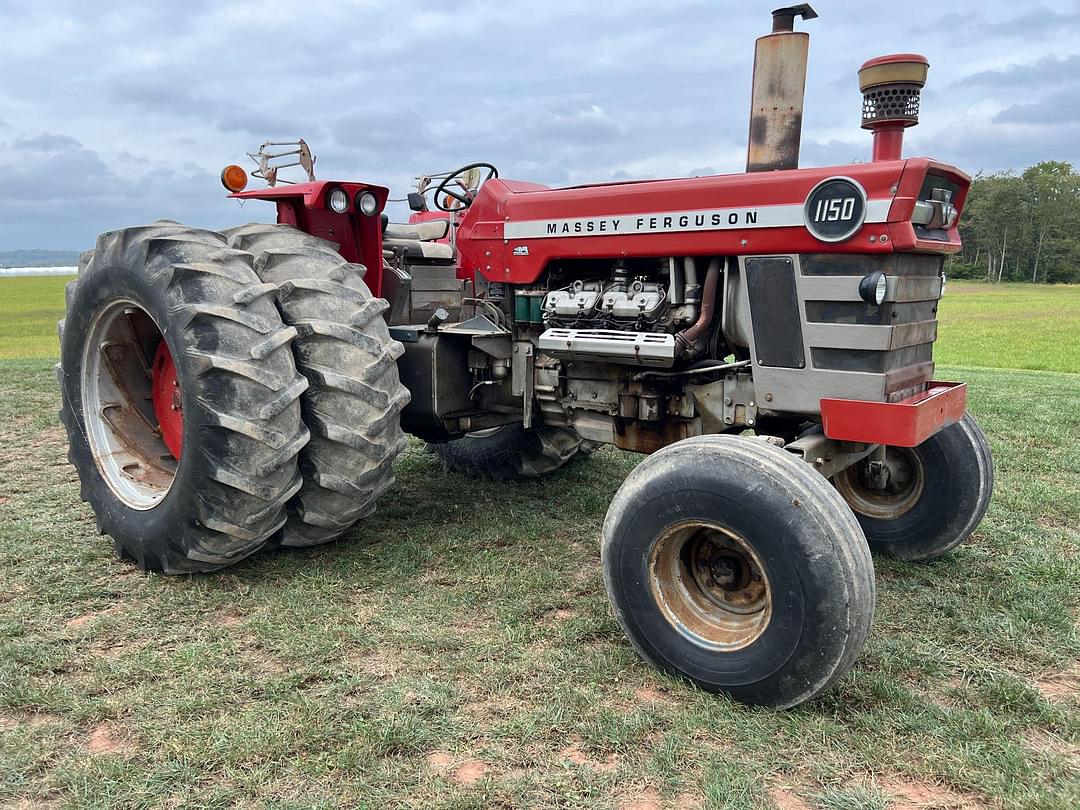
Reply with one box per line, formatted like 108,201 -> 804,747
1,0 -> 1078,250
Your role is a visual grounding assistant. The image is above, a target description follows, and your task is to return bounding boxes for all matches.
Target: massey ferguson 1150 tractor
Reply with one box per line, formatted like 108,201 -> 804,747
58,6 -> 992,708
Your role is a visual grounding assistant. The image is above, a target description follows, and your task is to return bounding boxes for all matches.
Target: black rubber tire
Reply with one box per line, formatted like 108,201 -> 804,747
58,223 -> 308,573
427,424 -> 597,481
833,413 -> 994,561
602,435 -> 875,709
224,224 -> 410,547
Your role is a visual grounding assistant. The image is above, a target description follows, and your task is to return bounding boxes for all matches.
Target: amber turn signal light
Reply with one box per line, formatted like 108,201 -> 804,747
220,164 -> 248,193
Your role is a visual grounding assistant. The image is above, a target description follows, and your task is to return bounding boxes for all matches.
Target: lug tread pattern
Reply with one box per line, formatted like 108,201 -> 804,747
223,223 -> 409,548
59,221 -> 308,572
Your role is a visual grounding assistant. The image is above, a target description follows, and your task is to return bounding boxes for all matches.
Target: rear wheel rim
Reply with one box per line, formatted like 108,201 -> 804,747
649,521 -> 772,651
82,299 -> 178,510
834,448 -> 925,520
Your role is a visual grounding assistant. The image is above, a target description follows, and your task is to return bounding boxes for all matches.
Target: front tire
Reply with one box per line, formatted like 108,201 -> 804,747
602,435 -> 875,709
832,413 -> 994,561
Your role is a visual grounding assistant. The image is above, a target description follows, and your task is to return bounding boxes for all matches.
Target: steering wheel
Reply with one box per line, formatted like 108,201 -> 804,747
433,162 -> 499,212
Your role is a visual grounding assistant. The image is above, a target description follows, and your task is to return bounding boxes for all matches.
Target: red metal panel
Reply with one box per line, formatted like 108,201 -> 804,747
230,181 -> 389,297
456,158 -> 968,285
819,381 -> 967,447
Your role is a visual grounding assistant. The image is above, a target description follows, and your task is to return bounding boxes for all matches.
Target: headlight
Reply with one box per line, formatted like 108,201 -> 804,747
357,191 -> 379,216
859,271 -> 888,306
327,188 -> 349,214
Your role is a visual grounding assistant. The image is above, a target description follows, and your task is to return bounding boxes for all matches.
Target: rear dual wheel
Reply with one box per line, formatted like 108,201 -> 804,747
59,224 -> 309,572
59,222 -> 409,571
603,435 -> 875,709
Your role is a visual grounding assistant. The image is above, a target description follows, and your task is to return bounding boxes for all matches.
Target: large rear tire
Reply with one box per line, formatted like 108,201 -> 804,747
224,224 -> 410,547
58,223 -> 308,573
428,424 -> 597,480
602,435 -> 875,709
832,413 -> 994,561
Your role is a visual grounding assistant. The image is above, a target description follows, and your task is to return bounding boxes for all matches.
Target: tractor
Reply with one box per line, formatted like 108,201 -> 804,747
56,5 -> 992,709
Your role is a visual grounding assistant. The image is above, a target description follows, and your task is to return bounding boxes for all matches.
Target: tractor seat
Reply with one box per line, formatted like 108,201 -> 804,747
384,220 -> 449,241
382,218 -> 455,262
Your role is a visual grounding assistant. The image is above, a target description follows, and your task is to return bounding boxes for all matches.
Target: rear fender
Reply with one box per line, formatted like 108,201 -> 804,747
231,181 -> 389,297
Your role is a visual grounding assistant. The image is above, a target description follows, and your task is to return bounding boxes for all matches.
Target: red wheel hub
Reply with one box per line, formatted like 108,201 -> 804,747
151,340 -> 183,459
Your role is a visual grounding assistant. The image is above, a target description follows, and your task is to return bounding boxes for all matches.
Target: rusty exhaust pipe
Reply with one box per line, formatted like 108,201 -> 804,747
746,4 -> 818,173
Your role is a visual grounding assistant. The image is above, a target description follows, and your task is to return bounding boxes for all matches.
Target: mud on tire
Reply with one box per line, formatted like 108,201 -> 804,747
224,224 -> 410,547
58,223 -> 308,573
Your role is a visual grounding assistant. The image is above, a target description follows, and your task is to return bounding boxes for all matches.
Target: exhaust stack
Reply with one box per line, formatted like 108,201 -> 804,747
858,54 -> 929,162
746,4 -> 818,173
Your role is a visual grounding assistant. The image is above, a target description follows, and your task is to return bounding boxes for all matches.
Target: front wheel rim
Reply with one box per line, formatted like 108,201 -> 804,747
834,447 -> 925,520
649,521 -> 772,651
81,299 -> 178,510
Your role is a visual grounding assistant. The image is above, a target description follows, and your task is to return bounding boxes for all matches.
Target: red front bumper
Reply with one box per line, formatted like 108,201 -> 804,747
819,382 -> 967,448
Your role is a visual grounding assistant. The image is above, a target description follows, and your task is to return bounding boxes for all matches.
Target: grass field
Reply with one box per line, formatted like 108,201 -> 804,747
4,276 -> 1079,374
1,278 -> 1078,808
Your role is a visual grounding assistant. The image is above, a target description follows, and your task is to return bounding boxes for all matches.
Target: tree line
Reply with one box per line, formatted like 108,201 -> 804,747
951,161 -> 1080,284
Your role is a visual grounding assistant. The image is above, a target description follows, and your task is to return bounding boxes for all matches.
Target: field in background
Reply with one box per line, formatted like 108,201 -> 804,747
938,283 -> 1080,374
1,277 -> 1078,808
0,276 -> 72,360
4,276 -> 1079,374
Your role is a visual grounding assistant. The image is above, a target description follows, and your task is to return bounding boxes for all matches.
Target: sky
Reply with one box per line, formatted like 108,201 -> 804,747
0,0 -> 1078,250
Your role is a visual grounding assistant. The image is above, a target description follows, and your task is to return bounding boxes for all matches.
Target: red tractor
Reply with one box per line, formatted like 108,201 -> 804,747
57,6 -> 992,708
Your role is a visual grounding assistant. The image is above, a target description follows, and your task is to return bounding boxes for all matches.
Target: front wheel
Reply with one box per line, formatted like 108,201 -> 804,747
602,435 -> 875,709
832,414 -> 993,561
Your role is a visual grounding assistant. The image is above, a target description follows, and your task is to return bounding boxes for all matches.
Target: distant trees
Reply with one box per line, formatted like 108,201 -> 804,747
952,161 -> 1080,283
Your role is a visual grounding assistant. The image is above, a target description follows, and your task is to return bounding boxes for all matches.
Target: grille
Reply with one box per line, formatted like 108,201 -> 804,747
862,83 -> 921,125
799,253 -> 943,400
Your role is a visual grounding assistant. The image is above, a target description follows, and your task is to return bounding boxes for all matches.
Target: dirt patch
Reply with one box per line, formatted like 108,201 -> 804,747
618,787 -> 663,810
673,793 -> 705,810
452,760 -> 489,786
346,649 -> 403,680
66,607 -> 119,630
633,685 -> 679,707
1034,670 -> 1080,701
559,740 -> 617,772
0,713 -> 62,732
767,786 -> 814,809
1023,728 -> 1080,767
425,752 -> 490,786
546,607 -> 576,621
425,751 -> 454,772
87,722 -> 135,756
221,611 -> 245,627
877,776 -> 982,809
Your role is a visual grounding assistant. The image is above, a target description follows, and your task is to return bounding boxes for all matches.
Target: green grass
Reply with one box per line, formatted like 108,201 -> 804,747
0,275 -> 71,360
4,277 -> 1079,374
936,282 -> 1080,374
1,278 -> 1079,807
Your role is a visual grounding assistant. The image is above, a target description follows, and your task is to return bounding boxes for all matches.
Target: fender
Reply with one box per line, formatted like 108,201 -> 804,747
231,181 -> 390,297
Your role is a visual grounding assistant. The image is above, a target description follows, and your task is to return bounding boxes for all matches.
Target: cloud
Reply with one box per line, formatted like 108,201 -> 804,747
0,0 -> 1077,248
12,133 -> 83,152
995,85 -> 1080,125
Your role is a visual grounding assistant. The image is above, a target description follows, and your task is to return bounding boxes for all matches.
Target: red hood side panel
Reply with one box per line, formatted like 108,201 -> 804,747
457,159 -> 967,285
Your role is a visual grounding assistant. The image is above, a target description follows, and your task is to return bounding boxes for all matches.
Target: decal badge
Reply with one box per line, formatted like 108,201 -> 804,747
504,197 -> 888,241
